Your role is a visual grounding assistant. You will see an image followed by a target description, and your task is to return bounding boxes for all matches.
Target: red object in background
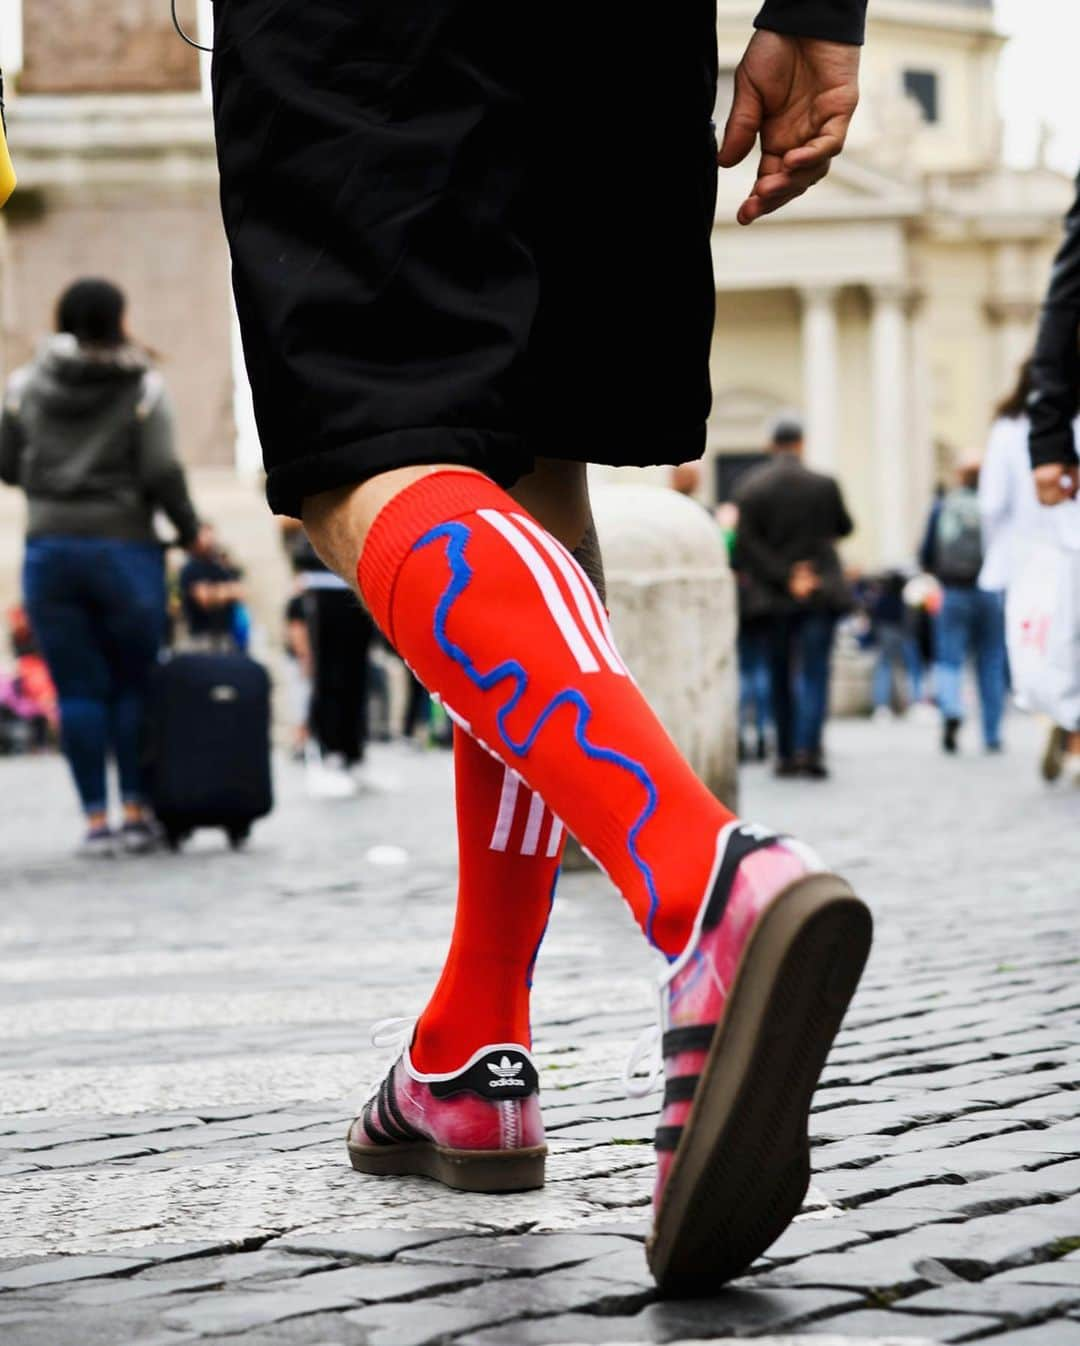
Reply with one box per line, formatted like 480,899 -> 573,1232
15,654 -> 58,728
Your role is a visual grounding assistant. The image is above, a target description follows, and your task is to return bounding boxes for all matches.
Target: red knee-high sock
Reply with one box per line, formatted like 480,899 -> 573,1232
360,470 -> 735,959
412,728 -> 564,1073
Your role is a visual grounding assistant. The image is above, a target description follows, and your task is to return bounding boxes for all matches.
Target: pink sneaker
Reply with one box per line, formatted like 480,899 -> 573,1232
346,1034 -> 547,1193
643,822 -> 872,1295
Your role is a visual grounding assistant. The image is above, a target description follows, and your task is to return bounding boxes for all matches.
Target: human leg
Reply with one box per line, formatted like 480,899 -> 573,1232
935,587 -> 971,750
412,460 -> 587,1072
23,540 -> 112,837
973,588 -> 1007,750
764,613 -> 797,769
95,542 -> 167,818
794,612 -> 836,766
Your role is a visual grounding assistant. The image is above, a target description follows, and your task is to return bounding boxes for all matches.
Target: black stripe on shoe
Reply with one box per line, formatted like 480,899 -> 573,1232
703,825 -> 784,931
663,1075 -> 700,1106
361,1098 -> 395,1146
376,1076 -> 417,1144
655,1125 -> 684,1152
384,1067 -> 424,1142
662,1025 -> 715,1057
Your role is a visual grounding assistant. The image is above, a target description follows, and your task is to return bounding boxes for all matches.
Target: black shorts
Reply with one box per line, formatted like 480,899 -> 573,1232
212,1 -> 719,517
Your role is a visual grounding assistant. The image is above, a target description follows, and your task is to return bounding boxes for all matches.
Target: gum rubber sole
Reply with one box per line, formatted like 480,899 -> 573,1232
346,1139 -> 546,1193
647,873 -> 873,1297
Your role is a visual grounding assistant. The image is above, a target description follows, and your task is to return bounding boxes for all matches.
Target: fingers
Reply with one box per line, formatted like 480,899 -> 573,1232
718,69 -> 763,169
737,160 -> 830,226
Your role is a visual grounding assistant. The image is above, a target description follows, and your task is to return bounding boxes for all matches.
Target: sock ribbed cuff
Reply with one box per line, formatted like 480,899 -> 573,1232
357,470 -> 516,640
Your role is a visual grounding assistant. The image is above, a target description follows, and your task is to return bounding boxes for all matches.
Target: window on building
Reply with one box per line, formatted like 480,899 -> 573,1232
903,69 -> 940,125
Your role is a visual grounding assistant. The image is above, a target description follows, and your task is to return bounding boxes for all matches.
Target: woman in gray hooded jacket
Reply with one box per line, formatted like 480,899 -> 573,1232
0,278 -> 208,854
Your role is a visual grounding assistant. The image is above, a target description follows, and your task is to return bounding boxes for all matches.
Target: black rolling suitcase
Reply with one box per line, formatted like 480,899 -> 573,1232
147,652 -> 273,850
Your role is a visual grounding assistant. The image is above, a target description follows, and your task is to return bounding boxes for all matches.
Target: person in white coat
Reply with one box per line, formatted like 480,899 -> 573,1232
980,359 -> 1080,780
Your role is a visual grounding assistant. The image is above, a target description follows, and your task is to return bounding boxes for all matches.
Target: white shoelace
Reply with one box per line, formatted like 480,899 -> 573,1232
354,1015 -> 416,1108
623,977 -> 669,1099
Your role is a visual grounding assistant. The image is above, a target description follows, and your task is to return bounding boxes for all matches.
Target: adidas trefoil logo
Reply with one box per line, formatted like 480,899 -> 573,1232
488,1056 -> 526,1088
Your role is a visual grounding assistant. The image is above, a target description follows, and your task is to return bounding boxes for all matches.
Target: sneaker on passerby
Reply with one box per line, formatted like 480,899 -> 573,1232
77,825 -> 116,859
347,1020 -> 546,1192
633,824 -> 871,1295
305,750 -> 358,799
1042,725 -> 1068,782
120,817 -> 159,855
942,717 -> 961,754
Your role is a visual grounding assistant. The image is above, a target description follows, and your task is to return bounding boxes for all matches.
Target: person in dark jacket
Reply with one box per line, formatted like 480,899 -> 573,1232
1029,167 -> 1080,506
734,420 -> 854,778
0,278 -> 209,855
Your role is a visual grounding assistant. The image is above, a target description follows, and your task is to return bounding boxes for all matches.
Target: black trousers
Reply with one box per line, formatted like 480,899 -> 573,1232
211,0 -> 719,516
304,587 -> 374,764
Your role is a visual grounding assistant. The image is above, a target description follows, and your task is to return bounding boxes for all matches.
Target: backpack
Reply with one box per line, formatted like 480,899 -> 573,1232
934,488 -> 983,584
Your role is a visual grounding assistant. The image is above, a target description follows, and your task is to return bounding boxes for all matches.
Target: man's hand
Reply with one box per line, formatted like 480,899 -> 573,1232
719,30 -> 860,226
1033,463 -> 1080,507
789,560 -> 821,601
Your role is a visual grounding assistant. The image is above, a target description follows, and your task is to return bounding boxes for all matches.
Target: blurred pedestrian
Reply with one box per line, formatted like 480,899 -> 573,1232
984,358 -> 1080,780
178,524 -> 248,651
734,420 -> 854,778
282,586 -> 312,759
1029,165 -> 1080,509
281,520 -> 375,797
0,278 -> 209,854
867,570 -> 923,719
920,458 -> 1006,754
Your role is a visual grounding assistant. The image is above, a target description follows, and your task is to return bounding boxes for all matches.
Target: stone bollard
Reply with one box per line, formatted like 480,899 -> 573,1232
590,484 -> 739,810
828,622 -> 875,718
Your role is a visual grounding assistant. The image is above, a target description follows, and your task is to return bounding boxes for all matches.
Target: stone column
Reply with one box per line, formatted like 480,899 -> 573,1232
870,284 -> 912,566
908,292 -> 936,533
800,285 -> 841,474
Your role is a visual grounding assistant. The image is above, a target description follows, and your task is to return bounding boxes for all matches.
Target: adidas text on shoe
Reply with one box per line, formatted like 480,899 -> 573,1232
646,821 -> 872,1296
347,1043 -> 546,1193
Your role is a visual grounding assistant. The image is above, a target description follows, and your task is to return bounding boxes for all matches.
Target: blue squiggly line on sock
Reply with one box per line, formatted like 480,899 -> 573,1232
415,520 -> 667,953
526,866 -> 560,990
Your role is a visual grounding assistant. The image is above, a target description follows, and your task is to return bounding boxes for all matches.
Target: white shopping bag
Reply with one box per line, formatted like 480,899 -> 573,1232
1006,539 -> 1080,728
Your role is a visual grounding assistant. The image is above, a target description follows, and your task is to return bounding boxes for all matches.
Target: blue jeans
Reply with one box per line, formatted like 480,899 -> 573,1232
934,586 -> 1006,748
873,622 -> 923,710
23,537 -> 167,815
738,622 -> 772,741
767,610 -> 837,762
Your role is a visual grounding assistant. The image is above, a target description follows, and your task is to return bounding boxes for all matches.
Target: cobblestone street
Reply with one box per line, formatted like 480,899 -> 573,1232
2,709 -> 1080,1345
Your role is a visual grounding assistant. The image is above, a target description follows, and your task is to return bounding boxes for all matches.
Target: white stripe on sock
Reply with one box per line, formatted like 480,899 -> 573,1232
511,513 -> 626,676
521,791 -> 546,856
546,815 -> 565,858
490,768 -> 521,852
477,509 -> 600,674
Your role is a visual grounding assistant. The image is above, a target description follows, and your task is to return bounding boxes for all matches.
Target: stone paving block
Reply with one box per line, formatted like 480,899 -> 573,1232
400,1233 -> 639,1272
0,1255 -> 147,1290
761,1221 -> 872,1261
344,1301 -> 519,1346
422,1263 -> 654,1329
275,1229 -> 472,1262
29,1136 -> 160,1168
162,1283 -> 360,1335
981,1321 -> 1080,1345
61,1272 -> 231,1304
821,1307 -> 1000,1340
288,1259 -> 500,1303
992,1261 -> 1080,1287
900,1278 -> 1080,1319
